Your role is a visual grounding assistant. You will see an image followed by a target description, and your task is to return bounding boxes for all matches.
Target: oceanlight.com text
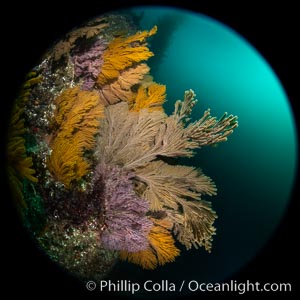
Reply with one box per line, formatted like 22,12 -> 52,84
86,279 -> 292,295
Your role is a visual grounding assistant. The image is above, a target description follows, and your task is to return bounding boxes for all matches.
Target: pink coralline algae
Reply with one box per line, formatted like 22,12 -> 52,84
94,163 -> 152,252
72,39 -> 107,90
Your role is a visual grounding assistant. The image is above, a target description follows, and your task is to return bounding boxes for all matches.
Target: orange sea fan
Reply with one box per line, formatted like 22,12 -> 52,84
52,86 -> 81,127
48,87 -> 103,187
97,26 -> 157,86
7,72 -> 41,208
119,218 -> 180,269
99,63 -> 150,106
131,82 -> 166,112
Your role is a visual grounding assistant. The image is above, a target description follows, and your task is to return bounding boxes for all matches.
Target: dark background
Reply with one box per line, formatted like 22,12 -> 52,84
0,1 -> 298,298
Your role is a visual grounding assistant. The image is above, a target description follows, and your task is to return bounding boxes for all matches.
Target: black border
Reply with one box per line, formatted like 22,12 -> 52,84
1,1 -> 298,298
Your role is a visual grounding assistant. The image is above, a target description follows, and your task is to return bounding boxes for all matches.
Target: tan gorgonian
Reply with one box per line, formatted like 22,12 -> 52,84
96,89 -> 238,251
135,161 -> 216,211
97,90 -> 237,169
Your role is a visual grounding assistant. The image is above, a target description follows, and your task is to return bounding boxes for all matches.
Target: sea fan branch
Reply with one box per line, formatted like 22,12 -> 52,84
135,161 -> 216,211
119,218 -> 180,269
48,87 -> 103,187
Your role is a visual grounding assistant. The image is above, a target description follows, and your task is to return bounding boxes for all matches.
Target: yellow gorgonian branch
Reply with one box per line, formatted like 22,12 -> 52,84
99,63 -> 150,106
119,218 -> 180,269
130,83 -> 166,112
7,72 -> 41,208
47,86 -> 104,188
97,26 -> 157,86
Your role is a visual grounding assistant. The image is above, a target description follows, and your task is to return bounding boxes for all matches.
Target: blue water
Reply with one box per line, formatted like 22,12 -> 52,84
111,5 -> 298,297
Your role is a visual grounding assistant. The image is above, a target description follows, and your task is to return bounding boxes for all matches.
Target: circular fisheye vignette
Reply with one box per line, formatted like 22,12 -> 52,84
6,4 -> 297,296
